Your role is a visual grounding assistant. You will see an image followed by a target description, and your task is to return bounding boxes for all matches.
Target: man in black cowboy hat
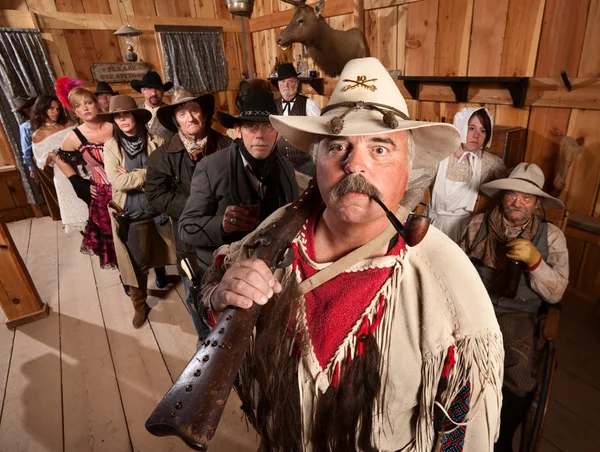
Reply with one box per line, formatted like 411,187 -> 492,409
145,86 -> 232,340
13,95 -> 37,181
94,81 -> 119,113
177,89 -> 298,306
131,70 -> 175,142
273,63 -> 320,174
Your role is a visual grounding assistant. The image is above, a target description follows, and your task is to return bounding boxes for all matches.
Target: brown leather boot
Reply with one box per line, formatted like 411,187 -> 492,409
130,283 -> 151,329
132,301 -> 151,329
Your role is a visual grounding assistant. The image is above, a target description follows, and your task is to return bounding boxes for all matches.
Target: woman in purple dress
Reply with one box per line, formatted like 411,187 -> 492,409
57,87 -> 117,268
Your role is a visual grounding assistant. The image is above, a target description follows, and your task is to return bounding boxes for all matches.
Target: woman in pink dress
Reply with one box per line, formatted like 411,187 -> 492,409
57,87 -> 117,268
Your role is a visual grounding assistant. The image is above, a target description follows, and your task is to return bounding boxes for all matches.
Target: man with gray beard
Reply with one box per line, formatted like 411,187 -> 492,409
199,58 -> 503,452
460,162 -> 568,452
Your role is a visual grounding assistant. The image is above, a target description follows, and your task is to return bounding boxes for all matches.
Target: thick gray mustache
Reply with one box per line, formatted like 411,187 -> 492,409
329,174 -> 382,202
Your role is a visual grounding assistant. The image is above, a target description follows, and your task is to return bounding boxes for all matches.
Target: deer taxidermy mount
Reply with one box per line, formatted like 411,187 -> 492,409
276,0 -> 368,77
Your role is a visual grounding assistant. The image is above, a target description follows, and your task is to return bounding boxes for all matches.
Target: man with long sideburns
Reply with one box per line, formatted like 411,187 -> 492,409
178,90 -> 298,319
460,163 -> 568,452
200,58 -> 504,451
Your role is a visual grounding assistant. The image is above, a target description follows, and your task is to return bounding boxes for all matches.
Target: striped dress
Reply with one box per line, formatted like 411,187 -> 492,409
73,128 -> 117,269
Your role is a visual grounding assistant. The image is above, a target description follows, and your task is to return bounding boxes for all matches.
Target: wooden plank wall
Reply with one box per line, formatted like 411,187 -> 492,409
0,0 -> 251,124
250,0 -> 600,301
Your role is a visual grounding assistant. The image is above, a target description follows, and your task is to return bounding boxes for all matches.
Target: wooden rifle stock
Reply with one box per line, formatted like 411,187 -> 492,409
145,179 -> 322,450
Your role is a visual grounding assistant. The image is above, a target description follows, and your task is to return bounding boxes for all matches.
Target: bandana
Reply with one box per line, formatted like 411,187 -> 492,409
469,205 -> 539,269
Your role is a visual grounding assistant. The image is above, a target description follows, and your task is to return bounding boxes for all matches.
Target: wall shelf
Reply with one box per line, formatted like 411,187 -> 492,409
396,76 -> 530,108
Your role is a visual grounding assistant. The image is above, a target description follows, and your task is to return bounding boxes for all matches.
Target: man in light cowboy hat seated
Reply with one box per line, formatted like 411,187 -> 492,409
145,87 -> 232,341
130,70 -> 175,143
459,163 -> 568,452
94,81 -> 119,113
200,58 -> 503,451
273,62 -> 321,175
178,90 -> 298,304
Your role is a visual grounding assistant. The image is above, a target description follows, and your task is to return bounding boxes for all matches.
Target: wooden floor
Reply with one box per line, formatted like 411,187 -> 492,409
1,217 -> 599,452
0,217 -> 259,452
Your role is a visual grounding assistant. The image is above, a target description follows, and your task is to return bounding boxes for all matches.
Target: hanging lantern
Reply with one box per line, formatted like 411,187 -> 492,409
226,0 -> 255,17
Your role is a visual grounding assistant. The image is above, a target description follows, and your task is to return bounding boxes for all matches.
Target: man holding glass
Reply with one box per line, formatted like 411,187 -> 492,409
178,89 -> 299,281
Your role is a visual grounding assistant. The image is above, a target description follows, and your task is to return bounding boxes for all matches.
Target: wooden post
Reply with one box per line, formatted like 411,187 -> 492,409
0,216 -> 49,329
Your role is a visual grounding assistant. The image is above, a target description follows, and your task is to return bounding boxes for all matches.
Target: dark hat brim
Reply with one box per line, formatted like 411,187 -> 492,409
217,111 -> 272,129
157,93 -> 216,132
12,97 -> 36,113
95,89 -> 120,95
97,107 -> 152,125
130,80 -> 174,93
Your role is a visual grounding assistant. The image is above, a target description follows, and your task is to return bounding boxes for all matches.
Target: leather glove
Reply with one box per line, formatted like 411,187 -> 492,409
506,238 -> 541,267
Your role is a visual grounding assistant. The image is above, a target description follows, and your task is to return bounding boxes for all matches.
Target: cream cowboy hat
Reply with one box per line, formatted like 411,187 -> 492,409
480,163 -> 565,209
269,57 -> 461,169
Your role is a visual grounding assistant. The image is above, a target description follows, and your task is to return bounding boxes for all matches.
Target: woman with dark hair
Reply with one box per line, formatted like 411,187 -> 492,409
101,95 -> 175,328
31,95 -> 87,231
56,85 -> 117,269
402,107 -> 507,242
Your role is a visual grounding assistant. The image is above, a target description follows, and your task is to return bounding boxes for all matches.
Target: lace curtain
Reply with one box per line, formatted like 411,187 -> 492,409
157,26 -> 228,94
0,28 -> 56,204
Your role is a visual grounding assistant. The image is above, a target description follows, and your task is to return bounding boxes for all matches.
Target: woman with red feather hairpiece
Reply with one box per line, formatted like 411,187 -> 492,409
52,76 -> 118,269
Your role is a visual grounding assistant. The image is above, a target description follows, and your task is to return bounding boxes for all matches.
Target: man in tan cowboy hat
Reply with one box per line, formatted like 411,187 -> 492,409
199,58 -> 503,451
145,86 -> 231,340
131,70 -> 175,142
460,162 -> 568,452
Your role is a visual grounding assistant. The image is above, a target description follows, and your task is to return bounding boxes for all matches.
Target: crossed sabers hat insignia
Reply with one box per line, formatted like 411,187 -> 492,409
342,75 -> 378,92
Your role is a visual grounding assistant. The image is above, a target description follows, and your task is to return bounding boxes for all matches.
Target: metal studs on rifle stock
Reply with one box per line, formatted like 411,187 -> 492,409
202,355 -> 209,362
218,328 -> 225,334
193,369 -> 201,377
186,385 -> 193,392
175,402 -> 183,410
226,314 -> 232,321
211,340 -> 218,347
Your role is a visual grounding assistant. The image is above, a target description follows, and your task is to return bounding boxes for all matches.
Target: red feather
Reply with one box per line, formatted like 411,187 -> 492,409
55,76 -> 83,110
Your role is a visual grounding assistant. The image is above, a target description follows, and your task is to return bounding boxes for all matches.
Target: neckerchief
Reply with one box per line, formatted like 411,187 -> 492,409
178,129 -> 208,161
469,205 -> 539,269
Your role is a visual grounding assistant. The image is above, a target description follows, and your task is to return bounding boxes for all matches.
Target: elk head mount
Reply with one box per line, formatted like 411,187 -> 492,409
276,0 -> 368,77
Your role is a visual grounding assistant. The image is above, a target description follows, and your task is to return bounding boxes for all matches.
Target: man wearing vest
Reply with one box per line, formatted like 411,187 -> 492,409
460,163 -> 569,452
131,71 -> 175,144
273,63 -> 320,174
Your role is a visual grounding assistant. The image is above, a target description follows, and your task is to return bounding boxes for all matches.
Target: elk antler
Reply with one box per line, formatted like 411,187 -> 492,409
281,0 -> 307,6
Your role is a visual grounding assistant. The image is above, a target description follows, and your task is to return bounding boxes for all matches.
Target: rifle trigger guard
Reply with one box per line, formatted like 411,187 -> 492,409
276,246 -> 295,269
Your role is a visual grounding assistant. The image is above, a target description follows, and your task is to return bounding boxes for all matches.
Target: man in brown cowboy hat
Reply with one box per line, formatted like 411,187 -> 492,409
178,90 -> 298,304
94,82 -> 119,113
131,70 -> 175,142
199,58 -> 502,451
13,95 -> 38,180
273,62 -> 320,174
145,86 -> 232,340
460,162 -> 568,452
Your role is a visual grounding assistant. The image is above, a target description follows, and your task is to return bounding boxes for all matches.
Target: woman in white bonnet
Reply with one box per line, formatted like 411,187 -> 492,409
402,107 -> 507,242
